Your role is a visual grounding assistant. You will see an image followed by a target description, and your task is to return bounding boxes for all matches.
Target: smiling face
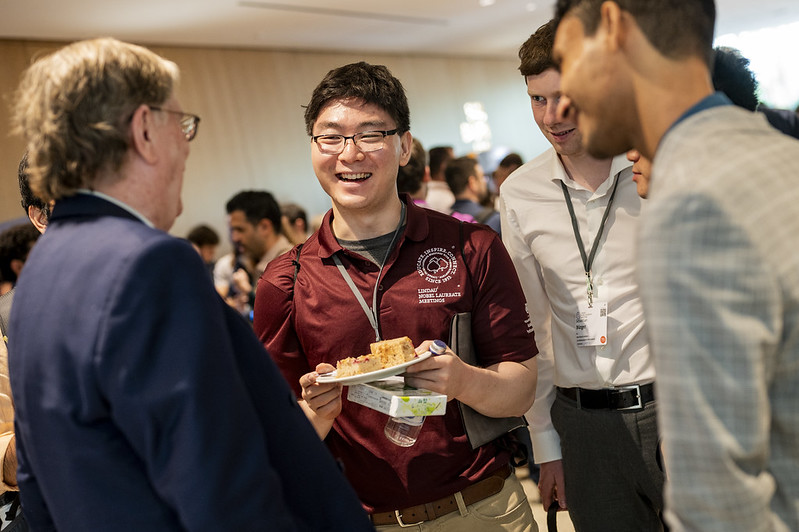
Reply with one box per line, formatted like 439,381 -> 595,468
310,98 -> 412,218
526,68 -> 584,157
553,12 -> 637,160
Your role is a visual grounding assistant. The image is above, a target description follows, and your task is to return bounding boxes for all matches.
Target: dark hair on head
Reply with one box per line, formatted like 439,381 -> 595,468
712,46 -> 759,112
444,156 -> 479,196
18,152 -> 50,221
186,224 -> 220,247
554,0 -> 716,67
397,138 -> 427,195
281,203 -> 307,226
304,62 -> 410,135
428,146 -> 454,179
498,152 -> 523,168
0,223 -> 41,284
519,20 -> 557,77
225,190 -> 282,232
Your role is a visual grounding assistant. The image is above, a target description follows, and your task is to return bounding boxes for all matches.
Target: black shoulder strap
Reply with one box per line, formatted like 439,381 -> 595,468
289,243 -> 304,300
291,244 -> 304,284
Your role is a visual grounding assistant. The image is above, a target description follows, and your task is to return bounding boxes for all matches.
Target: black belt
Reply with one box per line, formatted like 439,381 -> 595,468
557,383 -> 655,410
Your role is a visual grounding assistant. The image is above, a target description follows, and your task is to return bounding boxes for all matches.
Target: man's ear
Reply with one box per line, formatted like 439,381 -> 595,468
129,104 -> 159,164
27,206 -> 48,234
399,131 -> 413,166
600,1 -> 626,52
257,218 -> 274,236
467,174 -> 481,193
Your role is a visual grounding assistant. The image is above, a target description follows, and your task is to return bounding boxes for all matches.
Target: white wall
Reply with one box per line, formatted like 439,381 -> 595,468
0,40 -> 551,256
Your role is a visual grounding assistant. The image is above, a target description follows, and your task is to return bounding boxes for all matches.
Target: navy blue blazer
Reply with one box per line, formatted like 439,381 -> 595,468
8,194 -> 371,531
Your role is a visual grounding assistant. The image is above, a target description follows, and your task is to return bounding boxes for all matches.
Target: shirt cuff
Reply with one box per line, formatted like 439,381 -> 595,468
530,427 -> 562,464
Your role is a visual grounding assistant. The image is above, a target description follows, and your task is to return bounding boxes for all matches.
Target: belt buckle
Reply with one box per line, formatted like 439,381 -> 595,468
395,510 -> 424,528
615,384 -> 642,410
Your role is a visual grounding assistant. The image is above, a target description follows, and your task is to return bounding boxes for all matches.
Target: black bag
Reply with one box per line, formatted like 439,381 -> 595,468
449,312 -> 528,450
0,492 -> 28,532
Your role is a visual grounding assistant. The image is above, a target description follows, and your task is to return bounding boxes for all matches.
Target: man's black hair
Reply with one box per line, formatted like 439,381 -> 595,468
225,190 -> 282,231
304,62 -> 410,135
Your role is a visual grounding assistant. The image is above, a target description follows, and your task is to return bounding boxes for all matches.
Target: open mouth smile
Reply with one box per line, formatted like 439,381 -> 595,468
551,128 -> 575,138
337,172 -> 371,182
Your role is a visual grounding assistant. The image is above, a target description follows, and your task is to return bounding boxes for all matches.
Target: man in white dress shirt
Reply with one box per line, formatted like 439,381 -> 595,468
500,20 -> 664,531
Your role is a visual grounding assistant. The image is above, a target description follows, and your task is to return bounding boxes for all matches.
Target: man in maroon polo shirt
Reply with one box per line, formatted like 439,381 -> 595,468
254,61 -> 539,531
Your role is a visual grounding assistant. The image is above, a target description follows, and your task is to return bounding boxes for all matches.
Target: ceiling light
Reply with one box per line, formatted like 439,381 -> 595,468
479,0 -> 496,7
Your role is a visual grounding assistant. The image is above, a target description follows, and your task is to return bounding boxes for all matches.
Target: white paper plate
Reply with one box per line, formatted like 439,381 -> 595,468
316,351 -> 432,386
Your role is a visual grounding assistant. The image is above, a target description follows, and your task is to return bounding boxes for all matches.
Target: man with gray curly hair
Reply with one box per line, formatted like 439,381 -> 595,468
9,37 -> 369,531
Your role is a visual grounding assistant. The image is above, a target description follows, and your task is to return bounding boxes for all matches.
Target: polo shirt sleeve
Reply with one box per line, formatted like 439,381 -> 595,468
254,253 -> 309,398
463,225 -> 538,367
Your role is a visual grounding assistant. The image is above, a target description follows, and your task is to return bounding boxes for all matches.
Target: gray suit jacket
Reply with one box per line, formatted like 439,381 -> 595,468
0,290 -> 12,339
638,104 -> 799,531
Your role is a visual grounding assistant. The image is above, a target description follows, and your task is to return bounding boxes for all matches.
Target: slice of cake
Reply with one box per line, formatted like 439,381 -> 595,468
334,337 -> 417,378
336,354 -> 382,378
370,336 -> 416,368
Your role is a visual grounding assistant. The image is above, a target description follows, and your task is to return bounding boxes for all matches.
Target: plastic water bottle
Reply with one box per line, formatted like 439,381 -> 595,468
383,340 -> 447,447
384,415 -> 425,447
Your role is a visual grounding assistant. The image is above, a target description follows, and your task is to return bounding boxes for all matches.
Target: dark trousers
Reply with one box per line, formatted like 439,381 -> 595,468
551,392 -> 665,532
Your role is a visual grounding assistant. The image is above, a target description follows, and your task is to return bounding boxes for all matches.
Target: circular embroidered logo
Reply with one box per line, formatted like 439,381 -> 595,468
417,248 -> 458,284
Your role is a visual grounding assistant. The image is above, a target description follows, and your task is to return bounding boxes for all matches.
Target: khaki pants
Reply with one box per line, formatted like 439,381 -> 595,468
374,472 -> 538,532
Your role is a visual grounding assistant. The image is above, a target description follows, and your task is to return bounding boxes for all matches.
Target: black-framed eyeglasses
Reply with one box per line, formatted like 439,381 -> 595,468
311,129 -> 399,155
150,106 -> 201,141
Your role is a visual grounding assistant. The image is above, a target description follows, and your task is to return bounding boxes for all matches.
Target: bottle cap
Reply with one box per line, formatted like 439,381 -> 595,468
430,340 -> 447,355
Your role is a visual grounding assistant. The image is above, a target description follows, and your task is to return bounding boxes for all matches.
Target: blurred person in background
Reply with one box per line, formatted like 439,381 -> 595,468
424,145 -> 456,213
186,223 -> 220,279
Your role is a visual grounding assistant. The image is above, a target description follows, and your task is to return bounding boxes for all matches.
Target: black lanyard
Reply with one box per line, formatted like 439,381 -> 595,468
333,202 -> 406,342
560,174 -> 620,307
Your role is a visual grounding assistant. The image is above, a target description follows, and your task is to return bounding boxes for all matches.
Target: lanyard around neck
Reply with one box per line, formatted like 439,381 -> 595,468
560,174 -> 620,307
332,202 -> 406,342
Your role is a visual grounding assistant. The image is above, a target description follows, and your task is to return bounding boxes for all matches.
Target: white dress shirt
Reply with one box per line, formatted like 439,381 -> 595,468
424,180 -> 456,214
500,148 -> 653,463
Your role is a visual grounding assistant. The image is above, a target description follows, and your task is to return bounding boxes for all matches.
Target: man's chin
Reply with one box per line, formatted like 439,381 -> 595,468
585,135 -> 629,160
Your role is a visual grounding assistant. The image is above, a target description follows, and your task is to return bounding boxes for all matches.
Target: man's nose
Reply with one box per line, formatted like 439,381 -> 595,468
556,95 -> 576,123
543,101 -> 560,126
338,138 -> 365,162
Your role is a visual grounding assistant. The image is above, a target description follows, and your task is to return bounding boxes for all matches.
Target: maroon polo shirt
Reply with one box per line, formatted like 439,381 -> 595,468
254,196 -> 536,513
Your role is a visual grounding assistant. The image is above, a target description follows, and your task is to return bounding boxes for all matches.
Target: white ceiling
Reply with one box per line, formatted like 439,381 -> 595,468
1,0 -> 799,59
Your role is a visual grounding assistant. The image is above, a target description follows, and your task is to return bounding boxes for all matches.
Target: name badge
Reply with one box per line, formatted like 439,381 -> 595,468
575,300 -> 608,347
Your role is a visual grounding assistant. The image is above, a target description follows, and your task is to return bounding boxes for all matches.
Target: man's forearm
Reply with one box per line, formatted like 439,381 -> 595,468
456,358 -> 537,418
